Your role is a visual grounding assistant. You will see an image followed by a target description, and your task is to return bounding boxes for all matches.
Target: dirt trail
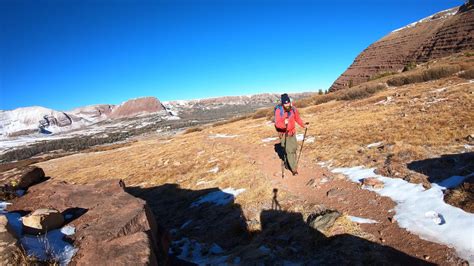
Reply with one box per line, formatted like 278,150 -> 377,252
215,137 -> 462,264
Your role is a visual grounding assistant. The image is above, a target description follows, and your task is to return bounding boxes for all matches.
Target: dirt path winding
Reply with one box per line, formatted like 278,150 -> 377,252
216,137 -> 463,265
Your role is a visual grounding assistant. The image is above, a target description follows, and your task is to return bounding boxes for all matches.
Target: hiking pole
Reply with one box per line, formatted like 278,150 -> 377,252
282,121 -> 288,179
296,127 -> 308,168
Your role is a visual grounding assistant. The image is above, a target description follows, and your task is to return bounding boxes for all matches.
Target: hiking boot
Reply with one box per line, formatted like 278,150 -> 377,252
292,170 -> 299,176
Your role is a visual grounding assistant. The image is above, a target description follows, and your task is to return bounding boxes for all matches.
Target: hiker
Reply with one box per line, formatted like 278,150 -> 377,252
275,93 -> 308,176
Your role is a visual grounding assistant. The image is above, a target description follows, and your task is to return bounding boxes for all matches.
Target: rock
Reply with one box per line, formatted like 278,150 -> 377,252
306,209 -> 341,231
329,4 -> 474,92
22,208 -> 65,234
0,166 -> 46,190
466,134 -> 474,142
109,97 -> 165,119
361,177 -> 385,189
10,180 -> 171,265
333,173 -> 346,180
0,215 -> 22,265
326,188 -> 346,198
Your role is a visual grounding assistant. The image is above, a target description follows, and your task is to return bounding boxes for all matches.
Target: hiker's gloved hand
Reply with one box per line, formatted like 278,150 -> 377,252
304,122 -> 310,128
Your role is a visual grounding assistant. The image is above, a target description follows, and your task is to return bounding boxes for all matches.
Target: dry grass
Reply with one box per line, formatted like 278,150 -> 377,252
212,115 -> 250,127
387,64 -> 461,86
459,68 -> 474,79
183,126 -> 203,134
251,108 -> 273,119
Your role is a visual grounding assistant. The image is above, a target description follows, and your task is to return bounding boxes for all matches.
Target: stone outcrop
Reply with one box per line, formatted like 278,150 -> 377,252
329,2 -> 474,92
109,97 -> 165,119
0,166 -> 47,200
69,104 -> 114,122
10,179 -> 171,265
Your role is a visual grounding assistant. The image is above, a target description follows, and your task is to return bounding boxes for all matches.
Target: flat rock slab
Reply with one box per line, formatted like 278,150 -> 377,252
10,179 -> 170,265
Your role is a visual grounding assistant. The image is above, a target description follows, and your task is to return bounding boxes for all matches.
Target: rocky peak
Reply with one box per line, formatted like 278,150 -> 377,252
109,97 -> 165,119
329,3 -> 474,92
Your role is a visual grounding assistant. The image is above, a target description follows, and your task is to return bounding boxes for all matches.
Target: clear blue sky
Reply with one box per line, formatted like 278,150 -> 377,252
0,0 -> 464,111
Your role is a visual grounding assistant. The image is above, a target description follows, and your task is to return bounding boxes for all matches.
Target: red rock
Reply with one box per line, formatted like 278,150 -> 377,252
329,3 -> 474,92
10,179 -> 171,265
0,166 -> 47,194
109,97 -> 165,119
361,177 -> 384,189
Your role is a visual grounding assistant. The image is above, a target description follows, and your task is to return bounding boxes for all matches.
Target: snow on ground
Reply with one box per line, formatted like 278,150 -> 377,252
190,188 -> 246,207
209,134 -> 239,139
366,141 -> 383,148
296,134 -> 314,142
170,238 -> 228,265
0,201 -> 11,214
1,209 -> 77,266
208,166 -> 219,174
348,216 -> 378,224
391,7 -> 458,33
332,166 -> 474,263
180,220 -> 193,229
262,137 -> 279,143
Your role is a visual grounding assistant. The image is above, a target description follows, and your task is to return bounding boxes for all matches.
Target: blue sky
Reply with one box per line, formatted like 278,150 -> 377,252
0,0 -> 464,111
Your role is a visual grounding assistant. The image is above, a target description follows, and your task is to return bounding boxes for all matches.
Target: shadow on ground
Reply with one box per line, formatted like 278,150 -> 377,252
408,152 -> 474,213
407,152 -> 474,183
126,183 -> 433,265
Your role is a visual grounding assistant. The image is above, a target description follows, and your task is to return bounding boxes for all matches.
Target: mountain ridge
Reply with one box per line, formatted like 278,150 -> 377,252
329,1 -> 474,92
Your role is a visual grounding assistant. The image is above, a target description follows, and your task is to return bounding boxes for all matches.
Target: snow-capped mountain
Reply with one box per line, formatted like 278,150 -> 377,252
0,97 -> 170,138
0,106 -> 91,138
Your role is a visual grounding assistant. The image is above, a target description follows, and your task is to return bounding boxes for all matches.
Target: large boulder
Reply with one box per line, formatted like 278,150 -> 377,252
306,208 -> 341,232
10,179 -> 171,265
22,208 -> 65,234
0,166 -> 47,200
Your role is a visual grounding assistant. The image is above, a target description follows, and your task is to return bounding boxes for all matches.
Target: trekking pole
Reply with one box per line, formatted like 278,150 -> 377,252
282,121 -> 288,179
296,127 -> 308,167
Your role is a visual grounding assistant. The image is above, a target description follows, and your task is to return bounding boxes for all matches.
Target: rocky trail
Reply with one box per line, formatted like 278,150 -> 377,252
217,136 -> 464,264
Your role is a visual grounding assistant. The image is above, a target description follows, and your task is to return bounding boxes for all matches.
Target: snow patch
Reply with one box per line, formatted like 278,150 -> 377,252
366,141 -> 383,148
208,166 -> 219,174
391,7 -> 458,33
190,188 -> 245,207
295,134 -> 315,142
209,134 -> 239,139
436,173 -> 473,189
348,216 -> 378,224
180,220 -> 193,229
2,211 -> 77,266
262,137 -> 278,143
332,166 -> 474,263
170,238 -> 228,264
0,202 -> 11,214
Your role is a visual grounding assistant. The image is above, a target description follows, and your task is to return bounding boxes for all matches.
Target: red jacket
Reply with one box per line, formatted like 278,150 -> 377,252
275,106 -> 305,136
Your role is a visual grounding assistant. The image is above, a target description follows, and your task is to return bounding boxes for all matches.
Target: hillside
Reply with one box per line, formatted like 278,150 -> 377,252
16,52 -> 474,264
329,1 -> 474,92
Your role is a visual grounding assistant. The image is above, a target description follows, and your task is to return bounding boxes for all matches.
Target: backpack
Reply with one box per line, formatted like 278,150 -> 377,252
273,104 -> 294,123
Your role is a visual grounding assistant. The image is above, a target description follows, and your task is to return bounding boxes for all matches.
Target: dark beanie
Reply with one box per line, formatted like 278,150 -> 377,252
281,93 -> 291,104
